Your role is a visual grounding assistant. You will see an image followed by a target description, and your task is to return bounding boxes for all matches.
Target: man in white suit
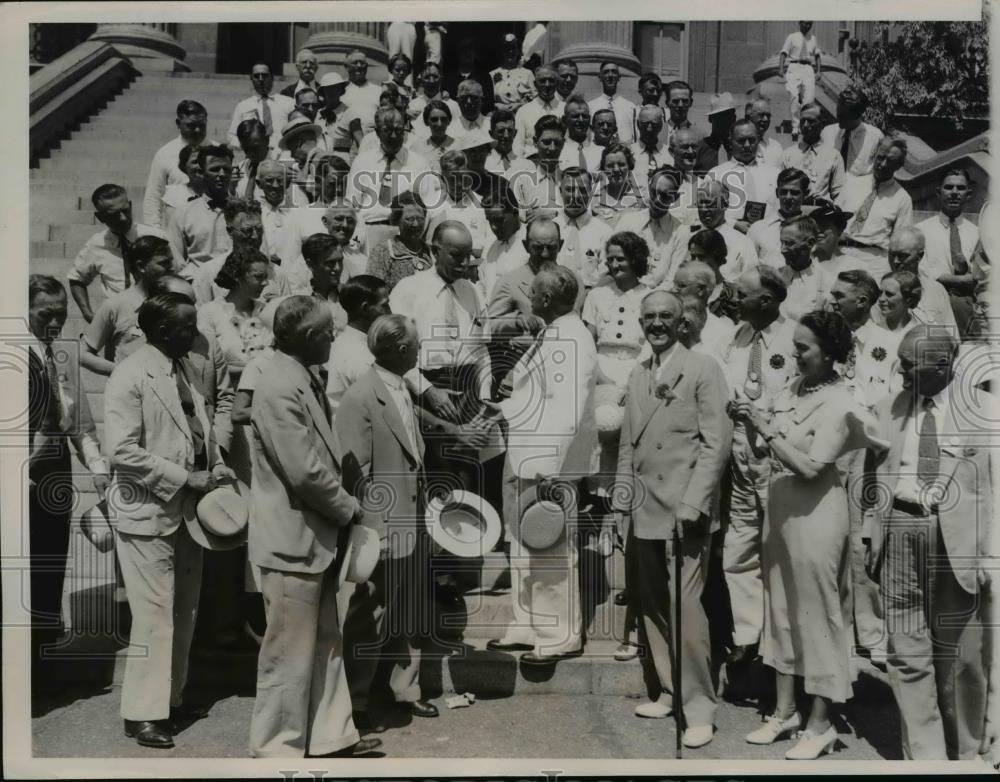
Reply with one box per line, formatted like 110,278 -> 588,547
104,292 -> 235,749
248,296 -> 379,758
485,265 -> 598,663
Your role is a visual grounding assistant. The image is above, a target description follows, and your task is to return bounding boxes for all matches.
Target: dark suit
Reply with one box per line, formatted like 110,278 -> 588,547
865,387 -> 993,760
336,366 -> 430,708
616,344 -> 732,728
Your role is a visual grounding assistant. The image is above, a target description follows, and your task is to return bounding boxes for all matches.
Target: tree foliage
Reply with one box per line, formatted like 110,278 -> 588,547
849,18 -> 989,133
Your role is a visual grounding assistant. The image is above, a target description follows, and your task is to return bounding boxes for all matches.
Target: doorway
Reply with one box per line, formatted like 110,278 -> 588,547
411,21 -> 525,76
635,22 -> 687,81
216,23 -> 290,75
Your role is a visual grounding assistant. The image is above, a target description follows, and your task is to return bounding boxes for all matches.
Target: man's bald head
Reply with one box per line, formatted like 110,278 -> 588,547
673,261 -> 717,302
523,218 -> 563,265
888,226 -> 926,273
256,159 -> 286,179
531,264 -> 579,322
898,323 -> 959,397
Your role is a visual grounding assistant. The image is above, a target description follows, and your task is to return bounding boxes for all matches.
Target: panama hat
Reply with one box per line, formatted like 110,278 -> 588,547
337,523 -> 381,586
319,71 -> 348,89
425,490 -> 501,558
278,116 -> 324,150
457,126 -> 494,152
80,500 -> 115,553
182,480 -> 250,550
707,92 -> 736,116
515,482 -> 576,550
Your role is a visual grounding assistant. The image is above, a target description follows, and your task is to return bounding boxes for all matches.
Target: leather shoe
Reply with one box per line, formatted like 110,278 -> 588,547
486,639 -> 533,652
314,737 -> 383,757
353,710 -> 387,734
725,643 -> 759,666
521,648 -> 583,665
406,700 -> 439,718
123,720 -> 174,749
169,703 -> 209,722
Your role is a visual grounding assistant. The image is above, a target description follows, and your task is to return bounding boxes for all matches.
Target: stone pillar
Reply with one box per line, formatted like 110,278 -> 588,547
89,23 -> 188,72
302,22 -> 389,81
549,21 -> 641,77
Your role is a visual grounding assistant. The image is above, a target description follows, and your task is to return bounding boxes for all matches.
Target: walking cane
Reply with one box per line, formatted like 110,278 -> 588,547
673,519 -> 684,759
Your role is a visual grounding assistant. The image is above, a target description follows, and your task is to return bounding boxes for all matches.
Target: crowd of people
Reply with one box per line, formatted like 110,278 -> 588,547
28,20 -> 993,763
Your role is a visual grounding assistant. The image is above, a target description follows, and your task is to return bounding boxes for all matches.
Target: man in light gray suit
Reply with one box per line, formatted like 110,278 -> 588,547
104,292 -> 235,749
248,296 -> 380,758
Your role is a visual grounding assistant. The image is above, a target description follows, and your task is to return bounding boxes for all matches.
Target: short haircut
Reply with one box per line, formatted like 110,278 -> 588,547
534,264 -> 579,310
880,136 -> 908,156
534,114 -> 566,138
600,142 -> 634,171
799,101 -> 821,116
883,269 -> 923,308
215,246 -> 270,291
29,274 -> 65,303
177,143 -> 200,172
606,231 -> 650,278
301,232 -> 341,266
197,144 -> 234,170
389,190 -> 428,225
374,105 -> 405,129
837,268 -> 880,304
781,214 -> 819,236
563,94 -> 590,114
556,59 -> 578,72
430,219 -> 472,247
127,235 -> 172,271
272,295 -> 321,354
755,265 -> 788,303
680,292 -> 708,324
457,79 -> 484,96
799,310 -> 853,363
663,80 -> 693,98
223,197 -> 262,225
599,61 -> 618,72
731,118 -> 758,137
745,95 -> 771,113
490,109 -> 516,130
480,190 -> 519,215
368,313 -> 413,360
439,149 -> 468,170
777,166 -> 810,192
146,273 -> 194,302
388,52 -> 412,72
941,166 -> 973,187
421,61 -> 441,76
176,100 -> 206,118
340,274 -> 388,319
560,165 -> 592,184
237,118 -> 268,143
838,86 -> 869,110
649,164 -> 683,191
533,64 -> 557,79
675,260 -> 717,292
137,292 -> 192,339
91,183 -> 127,209
638,72 -> 663,92
296,87 -> 318,102
592,108 -> 617,125
525,215 -> 562,243
688,228 -> 728,261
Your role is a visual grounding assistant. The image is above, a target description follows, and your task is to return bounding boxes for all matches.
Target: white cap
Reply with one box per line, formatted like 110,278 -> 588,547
319,72 -> 347,89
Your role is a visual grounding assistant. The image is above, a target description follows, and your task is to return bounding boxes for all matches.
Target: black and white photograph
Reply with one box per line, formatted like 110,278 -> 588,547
4,1 -> 999,776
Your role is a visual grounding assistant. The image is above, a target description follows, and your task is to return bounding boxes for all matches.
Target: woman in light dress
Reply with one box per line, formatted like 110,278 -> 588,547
730,310 -> 887,760
581,231 -> 651,662
591,143 -> 645,229
366,191 -> 434,292
878,269 -> 927,333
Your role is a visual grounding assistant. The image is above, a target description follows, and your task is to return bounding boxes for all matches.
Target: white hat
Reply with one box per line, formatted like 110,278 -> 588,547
337,524 -> 381,586
278,116 -> 324,150
457,126 -> 494,152
708,92 -> 736,116
425,490 -> 501,558
319,72 -> 348,89
81,500 -> 115,553
515,483 -> 576,550
182,481 -> 250,550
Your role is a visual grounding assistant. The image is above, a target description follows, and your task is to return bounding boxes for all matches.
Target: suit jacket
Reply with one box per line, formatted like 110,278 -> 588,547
249,350 -> 360,574
336,366 -> 425,559
615,344 -> 733,540
499,313 -> 597,480
487,262 -> 586,338
864,386 -> 994,594
104,342 -> 228,536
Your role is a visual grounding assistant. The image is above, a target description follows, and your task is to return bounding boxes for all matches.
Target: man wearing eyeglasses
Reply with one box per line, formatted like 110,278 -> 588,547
228,64 -> 295,151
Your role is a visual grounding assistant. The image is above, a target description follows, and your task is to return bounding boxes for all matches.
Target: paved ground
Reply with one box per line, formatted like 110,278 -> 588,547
33,674 -> 903,761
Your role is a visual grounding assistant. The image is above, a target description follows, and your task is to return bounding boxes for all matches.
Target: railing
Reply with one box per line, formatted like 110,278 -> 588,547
30,40 -> 138,166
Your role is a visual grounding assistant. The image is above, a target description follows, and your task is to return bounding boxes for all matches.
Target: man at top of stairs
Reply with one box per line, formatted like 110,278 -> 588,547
142,99 -> 211,229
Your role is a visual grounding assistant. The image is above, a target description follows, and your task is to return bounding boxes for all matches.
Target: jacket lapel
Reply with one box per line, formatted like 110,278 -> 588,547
634,345 -> 689,443
371,370 -> 421,464
283,354 -> 342,466
145,353 -> 190,442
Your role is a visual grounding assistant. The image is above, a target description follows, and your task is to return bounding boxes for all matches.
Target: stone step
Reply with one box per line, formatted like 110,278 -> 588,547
29,208 -> 98,227
30,187 -> 145,205
38,155 -> 174,172
31,173 -> 153,187
49,223 -> 117,245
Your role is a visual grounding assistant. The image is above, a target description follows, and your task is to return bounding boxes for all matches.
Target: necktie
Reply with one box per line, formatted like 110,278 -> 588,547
501,153 -> 511,172
174,360 -> 207,470
260,97 -> 273,137
849,183 -> 879,233
310,370 -> 332,425
378,154 -> 395,207
400,388 -> 419,456
645,145 -> 658,170
43,345 -> 62,430
115,233 -> 133,287
578,144 -> 588,171
839,128 -> 851,169
443,283 -> 460,349
917,397 -> 940,491
949,217 -> 969,274
566,219 -> 581,273
744,332 -> 763,400
244,160 -> 259,200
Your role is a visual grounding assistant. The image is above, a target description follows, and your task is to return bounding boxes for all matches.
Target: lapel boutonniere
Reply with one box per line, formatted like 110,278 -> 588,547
654,383 -> 677,401
871,346 -> 887,362
769,353 -> 785,370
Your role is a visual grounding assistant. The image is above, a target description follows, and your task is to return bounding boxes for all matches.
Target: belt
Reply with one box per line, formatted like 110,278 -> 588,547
892,497 -> 936,517
365,218 -> 391,226
790,59 -> 815,65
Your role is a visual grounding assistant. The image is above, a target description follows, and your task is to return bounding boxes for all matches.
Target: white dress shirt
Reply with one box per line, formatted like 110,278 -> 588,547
66,223 -> 167,298
821,121 -> 884,179
587,93 -> 637,145
485,148 -> 518,176
478,227 -> 528,302
374,364 -> 420,457
756,136 -> 785,168
679,220 -> 760,281
228,93 -> 296,149
143,136 -> 193,227
258,199 -> 303,268
555,210 -> 613,288
611,209 -> 688,289
781,31 -> 822,61
345,145 -> 436,225
782,140 -> 846,202
343,81 -> 383,111
425,189 -> 492,255
326,325 -> 375,414
514,95 -> 566,159
842,319 -> 902,409
915,213 -> 980,281
723,315 -> 798,406
894,385 -> 950,507
506,158 -> 563,215
706,159 -> 781,225
838,177 -> 914,252
559,137 -> 603,175
778,262 -> 833,321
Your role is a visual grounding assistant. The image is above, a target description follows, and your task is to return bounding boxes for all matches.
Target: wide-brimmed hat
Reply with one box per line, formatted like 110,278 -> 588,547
425,490 -> 501,557
515,482 -> 576,550
708,92 -> 736,116
337,523 -> 381,586
319,72 -> 348,89
806,198 -> 854,227
278,116 -> 324,150
182,481 -> 250,550
458,126 -> 494,152
81,500 -> 115,553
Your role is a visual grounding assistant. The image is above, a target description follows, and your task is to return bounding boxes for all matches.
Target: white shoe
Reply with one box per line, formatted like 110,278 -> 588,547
614,642 -> 639,661
784,726 -> 838,760
682,724 -> 714,748
745,712 -> 802,745
634,697 -> 671,718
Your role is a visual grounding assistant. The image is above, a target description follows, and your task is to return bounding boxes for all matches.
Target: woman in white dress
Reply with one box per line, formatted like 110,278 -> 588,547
581,231 -> 650,661
878,269 -> 928,332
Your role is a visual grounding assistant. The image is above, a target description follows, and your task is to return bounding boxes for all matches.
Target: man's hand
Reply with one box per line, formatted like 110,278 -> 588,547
733,220 -> 751,235
454,423 -> 493,451
350,504 -> 365,525
422,386 -> 461,422
515,312 -> 546,337
676,504 -> 703,537
93,473 -> 110,502
186,471 -> 218,493
212,464 -> 238,483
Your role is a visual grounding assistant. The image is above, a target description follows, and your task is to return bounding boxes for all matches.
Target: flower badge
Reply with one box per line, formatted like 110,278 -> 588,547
654,383 -> 677,401
871,346 -> 887,362
769,354 -> 786,370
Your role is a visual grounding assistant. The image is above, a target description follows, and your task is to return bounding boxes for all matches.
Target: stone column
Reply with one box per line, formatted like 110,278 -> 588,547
88,23 -> 188,72
549,21 -> 641,77
302,22 -> 389,80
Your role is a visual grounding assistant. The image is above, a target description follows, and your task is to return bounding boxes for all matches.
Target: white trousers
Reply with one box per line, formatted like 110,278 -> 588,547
784,63 -> 816,131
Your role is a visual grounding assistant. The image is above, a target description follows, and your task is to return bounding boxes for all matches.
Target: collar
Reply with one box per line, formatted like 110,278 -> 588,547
107,224 -> 139,245
938,212 -> 965,227
256,93 -> 274,101
786,262 -> 816,280
563,209 -> 590,228
923,384 -> 951,414
754,315 -> 788,349
666,118 -> 691,130
374,363 -> 407,393
799,138 -> 822,152
650,341 -> 679,373
344,324 -> 367,340
536,96 -> 560,110
852,319 -> 880,347
28,335 -> 51,361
